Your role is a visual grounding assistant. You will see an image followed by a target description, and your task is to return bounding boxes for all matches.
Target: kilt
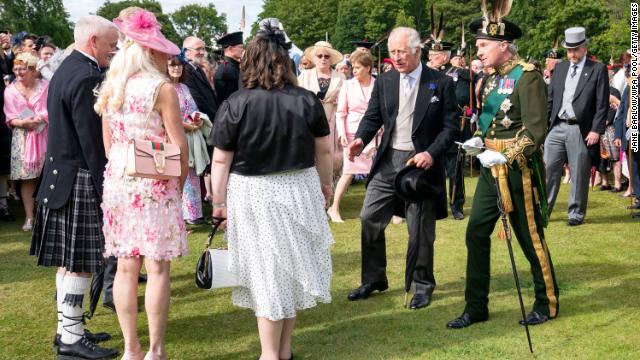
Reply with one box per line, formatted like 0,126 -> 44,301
30,169 -> 105,273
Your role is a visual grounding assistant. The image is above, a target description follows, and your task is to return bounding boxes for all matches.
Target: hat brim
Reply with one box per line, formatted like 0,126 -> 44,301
303,45 -> 343,65
394,165 -> 436,203
114,20 -> 180,56
561,38 -> 588,49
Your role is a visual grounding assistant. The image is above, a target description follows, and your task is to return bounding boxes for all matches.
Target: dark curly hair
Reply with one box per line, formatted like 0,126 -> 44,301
241,21 -> 296,90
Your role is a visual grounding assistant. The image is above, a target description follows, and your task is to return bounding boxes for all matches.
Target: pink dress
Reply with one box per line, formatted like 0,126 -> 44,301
3,79 -> 49,180
336,77 -> 377,175
102,74 -> 187,260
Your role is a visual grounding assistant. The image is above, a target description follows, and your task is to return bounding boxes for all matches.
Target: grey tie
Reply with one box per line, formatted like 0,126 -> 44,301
570,64 -> 578,78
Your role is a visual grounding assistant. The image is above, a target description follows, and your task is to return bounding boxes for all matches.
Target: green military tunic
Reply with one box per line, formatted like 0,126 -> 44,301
463,56 -> 559,321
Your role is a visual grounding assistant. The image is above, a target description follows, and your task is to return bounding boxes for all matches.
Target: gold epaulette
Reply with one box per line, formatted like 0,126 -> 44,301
519,61 -> 535,71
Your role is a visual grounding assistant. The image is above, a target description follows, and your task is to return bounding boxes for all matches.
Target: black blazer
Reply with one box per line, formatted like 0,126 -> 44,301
183,62 -> 218,125
547,58 -> 609,139
355,64 -> 459,219
36,51 -> 107,209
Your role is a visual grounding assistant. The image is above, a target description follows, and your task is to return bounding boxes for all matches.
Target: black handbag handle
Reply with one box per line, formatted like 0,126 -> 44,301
205,217 -> 226,249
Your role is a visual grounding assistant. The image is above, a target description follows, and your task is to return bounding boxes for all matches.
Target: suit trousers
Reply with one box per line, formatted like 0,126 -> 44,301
544,122 -> 591,221
360,148 -> 437,294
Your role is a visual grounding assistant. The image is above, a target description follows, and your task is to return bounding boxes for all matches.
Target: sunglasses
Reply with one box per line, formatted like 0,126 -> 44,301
316,54 -> 331,60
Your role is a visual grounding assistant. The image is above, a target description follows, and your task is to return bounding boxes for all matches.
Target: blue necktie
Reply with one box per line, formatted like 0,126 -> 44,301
570,64 -> 578,78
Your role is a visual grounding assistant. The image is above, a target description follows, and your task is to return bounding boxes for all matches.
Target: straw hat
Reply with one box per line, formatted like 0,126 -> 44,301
303,41 -> 343,65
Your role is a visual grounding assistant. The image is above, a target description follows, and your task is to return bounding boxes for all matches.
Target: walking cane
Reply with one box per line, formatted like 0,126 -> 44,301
490,167 -> 534,354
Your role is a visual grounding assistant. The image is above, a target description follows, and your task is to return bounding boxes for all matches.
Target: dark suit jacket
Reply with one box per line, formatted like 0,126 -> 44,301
36,51 -> 107,209
548,58 -> 609,139
0,52 -> 11,175
614,85 -> 630,151
183,62 -> 218,124
355,64 -> 459,219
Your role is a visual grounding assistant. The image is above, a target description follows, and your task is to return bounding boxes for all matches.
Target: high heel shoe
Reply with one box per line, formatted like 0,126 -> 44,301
144,351 -> 167,360
22,218 -> 33,231
121,351 -> 144,360
327,208 -> 344,223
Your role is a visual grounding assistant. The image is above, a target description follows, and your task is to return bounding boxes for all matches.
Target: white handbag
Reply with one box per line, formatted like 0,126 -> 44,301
195,218 -> 240,290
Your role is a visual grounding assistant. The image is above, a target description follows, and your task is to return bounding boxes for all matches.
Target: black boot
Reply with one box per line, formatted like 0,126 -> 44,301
57,336 -> 119,359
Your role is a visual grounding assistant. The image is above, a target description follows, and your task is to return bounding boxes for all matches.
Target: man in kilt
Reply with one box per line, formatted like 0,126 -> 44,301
29,15 -> 120,360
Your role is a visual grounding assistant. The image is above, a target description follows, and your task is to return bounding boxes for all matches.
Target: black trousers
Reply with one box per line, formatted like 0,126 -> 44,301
102,256 -> 117,304
359,149 -> 437,294
445,150 -> 465,212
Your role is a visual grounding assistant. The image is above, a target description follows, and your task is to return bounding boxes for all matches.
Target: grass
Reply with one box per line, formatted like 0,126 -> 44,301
1,176 -> 639,359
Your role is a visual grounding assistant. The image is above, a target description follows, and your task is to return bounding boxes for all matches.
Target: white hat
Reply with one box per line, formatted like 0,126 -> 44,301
562,27 -> 588,49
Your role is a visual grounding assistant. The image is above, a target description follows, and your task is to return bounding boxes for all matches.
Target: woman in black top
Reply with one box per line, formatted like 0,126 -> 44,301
210,18 -> 334,360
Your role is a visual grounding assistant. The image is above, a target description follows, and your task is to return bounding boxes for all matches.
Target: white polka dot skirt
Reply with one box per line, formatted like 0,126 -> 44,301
226,167 -> 334,321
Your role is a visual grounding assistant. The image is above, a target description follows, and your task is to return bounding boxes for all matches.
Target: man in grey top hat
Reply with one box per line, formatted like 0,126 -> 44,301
545,26 -> 609,226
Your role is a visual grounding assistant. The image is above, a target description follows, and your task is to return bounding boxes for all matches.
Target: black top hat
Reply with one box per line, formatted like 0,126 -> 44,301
394,165 -> 439,203
218,31 -> 243,48
469,0 -> 522,42
352,39 -> 374,49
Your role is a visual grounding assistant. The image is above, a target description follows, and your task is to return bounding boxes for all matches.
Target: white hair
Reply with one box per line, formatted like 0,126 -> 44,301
388,27 -> 422,54
183,36 -> 203,49
73,15 -> 117,48
94,39 -> 167,116
507,42 -> 519,55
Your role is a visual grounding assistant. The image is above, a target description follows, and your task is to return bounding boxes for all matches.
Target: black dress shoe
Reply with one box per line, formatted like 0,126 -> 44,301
409,293 -> 431,309
347,281 -> 388,301
600,185 -> 612,191
57,337 -> 119,359
84,329 -> 112,343
103,301 -> 115,312
0,208 -> 15,221
452,209 -> 464,220
518,311 -> 549,326
446,312 -> 488,329
567,218 -> 583,226
138,273 -> 147,283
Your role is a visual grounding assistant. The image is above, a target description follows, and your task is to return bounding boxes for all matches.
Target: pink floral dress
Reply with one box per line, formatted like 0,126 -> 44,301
102,74 -> 187,260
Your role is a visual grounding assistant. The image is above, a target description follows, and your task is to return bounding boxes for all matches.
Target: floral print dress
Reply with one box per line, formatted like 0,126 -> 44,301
174,82 -> 203,222
102,74 -> 187,260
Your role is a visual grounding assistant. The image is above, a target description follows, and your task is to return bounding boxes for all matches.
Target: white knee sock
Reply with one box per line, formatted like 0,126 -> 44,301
60,276 -> 90,344
56,272 -> 65,335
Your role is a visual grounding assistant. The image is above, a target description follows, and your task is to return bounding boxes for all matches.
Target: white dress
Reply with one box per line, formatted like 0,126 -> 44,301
226,167 -> 333,321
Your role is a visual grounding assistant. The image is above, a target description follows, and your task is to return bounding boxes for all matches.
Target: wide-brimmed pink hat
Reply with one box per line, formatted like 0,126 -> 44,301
113,9 -> 180,55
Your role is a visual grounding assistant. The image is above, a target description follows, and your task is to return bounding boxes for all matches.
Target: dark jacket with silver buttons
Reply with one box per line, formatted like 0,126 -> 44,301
36,51 -> 107,209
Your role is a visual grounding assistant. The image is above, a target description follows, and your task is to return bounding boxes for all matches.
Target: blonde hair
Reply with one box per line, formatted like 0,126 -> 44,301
14,52 -> 39,68
94,40 -> 167,115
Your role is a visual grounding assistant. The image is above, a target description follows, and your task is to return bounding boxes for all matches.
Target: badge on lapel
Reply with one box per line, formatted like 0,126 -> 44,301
428,82 -> 437,90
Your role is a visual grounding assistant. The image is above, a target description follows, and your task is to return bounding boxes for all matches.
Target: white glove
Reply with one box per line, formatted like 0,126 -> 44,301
462,137 -> 484,156
470,113 -> 477,124
477,150 -> 507,168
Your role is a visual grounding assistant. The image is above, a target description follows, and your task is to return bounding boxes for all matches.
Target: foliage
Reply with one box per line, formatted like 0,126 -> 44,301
255,0 -> 626,63
0,0 -> 73,47
171,4 -> 227,45
394,10 -> 416,30
96,0 -> 180,45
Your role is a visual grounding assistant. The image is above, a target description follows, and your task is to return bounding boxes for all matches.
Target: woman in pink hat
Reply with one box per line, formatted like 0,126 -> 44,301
94,7 -> 188,360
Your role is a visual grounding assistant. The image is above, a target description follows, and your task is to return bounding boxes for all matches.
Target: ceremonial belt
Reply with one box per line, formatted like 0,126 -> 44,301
479,65 -> 525,136
485,138 -> 516,214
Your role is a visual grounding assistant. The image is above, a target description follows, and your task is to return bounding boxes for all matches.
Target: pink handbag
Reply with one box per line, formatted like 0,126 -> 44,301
126,139 -> 181,179
125,81 -> 181,180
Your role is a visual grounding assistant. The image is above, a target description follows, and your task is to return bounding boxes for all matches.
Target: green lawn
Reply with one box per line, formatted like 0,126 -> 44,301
1,176 -> 639,359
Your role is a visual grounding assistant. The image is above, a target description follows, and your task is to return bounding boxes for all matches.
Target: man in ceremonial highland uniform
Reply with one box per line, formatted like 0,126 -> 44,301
214,31 -> 243,104
447,0 -> 559,328
426,9 -> 474,219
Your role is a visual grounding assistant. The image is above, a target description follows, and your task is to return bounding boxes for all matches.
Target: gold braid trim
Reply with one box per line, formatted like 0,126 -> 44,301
503,130 -> 535,168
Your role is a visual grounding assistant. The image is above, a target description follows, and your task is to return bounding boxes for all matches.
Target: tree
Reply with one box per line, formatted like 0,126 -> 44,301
332,0 -> 367,53
395,9 -> 416,29
96,0 -> 180,45
171,3 -> 227,45
0,0 -> 73,46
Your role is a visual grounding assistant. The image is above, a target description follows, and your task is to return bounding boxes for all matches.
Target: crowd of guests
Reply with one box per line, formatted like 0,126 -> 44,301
0,3 -> 638,360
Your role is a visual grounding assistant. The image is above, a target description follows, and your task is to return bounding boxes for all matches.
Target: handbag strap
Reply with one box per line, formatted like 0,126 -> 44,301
141,79 -> 167,137
205,217 -> 227,249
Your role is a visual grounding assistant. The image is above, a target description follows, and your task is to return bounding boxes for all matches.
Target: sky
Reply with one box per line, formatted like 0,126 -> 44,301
62,0 -> 264,38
